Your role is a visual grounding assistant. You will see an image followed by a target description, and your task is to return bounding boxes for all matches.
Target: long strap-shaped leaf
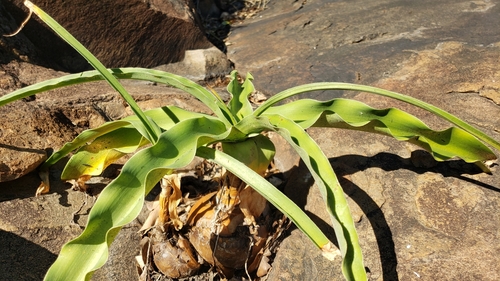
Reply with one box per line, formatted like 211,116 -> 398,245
0,68 -> 235,126
44,116 -> 329,280
36,120 -> 143,195
43,106 -> 213,170
60,127 -> 147,180
253,83 -> 500,153
39,106 -> 223,194
41,120 -> 135,170
196,146 -> 331,248
236,114 -> 366,281
269,115 -> 365,281
44,116 -> 229,281
24,1 -> 161,143
264,99 -> 496,167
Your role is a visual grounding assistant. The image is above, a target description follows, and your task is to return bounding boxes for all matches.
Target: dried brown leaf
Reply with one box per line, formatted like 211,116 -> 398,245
158,174 -> 184,230
186,191 -> 217,226
65,175 -> 92,192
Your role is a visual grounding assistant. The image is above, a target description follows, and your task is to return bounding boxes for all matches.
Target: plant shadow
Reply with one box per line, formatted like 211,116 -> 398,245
0,229 -> 57,280
283,150 -> 498,281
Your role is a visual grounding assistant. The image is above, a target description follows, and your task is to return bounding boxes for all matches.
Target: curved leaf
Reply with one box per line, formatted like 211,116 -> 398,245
265,99 -> 496,164
221,134 -> 275,176
41,121 -> 134,170
236,114 -> 366,281
267,115 -> 366,281
44,106 -> 211,171
38,106 -> 214,194
61,127 -> 147,180
45,115 -> 334,280
145,106 -> 212,130
44,116 -> 231,281
253,83 -> 500,153
227,71 -> 255,121
0,68 -> 235,126
196,146 -> 331,249
25,1 -> 160,143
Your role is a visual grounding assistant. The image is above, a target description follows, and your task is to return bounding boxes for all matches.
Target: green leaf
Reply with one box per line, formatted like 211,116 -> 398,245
41,121 -> 134,170
265,98 -> 497,165
145,106 -> 212,130
42,106 -> 211,172
196,146 -> 331,249
25,1 -> 160,143
61,127 -> 147,180
253,82 -> 500,153
236,114 -> 366,281
0,68 -> 235,126
44,116 -> 231,281
54,106 -> 225,189
45,114 -> 333,281
227,71 -> 255,121
267,115 -> 366,281
221,134 -> 275,176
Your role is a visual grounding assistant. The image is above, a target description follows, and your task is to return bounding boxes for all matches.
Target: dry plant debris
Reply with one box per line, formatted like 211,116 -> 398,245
136,158 -> 290,281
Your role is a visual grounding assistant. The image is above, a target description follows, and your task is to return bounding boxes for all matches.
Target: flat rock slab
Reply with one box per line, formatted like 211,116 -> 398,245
228,0 -> 500,280
228,0 -> 500,95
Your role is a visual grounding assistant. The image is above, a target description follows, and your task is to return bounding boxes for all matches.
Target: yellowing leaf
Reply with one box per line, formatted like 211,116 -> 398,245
61,127 -> 146,181
221,134 -> 275,176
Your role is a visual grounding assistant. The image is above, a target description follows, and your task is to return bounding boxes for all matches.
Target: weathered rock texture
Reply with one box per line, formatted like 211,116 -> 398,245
0,0 -> 231,183
227,0 -> 500,280
1,0 -> 500,280
5,0 -> 212,71
0,77 -> 218,279
0,0 -> 232,279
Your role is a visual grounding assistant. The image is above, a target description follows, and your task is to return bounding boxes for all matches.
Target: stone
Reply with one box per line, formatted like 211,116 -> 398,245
0,0 -> 233,280
0,73 -> 216,182
154,46 -> 233,81
227,0 -> 500,280
0,77 -> 220,280
1,0 -> 500,280
0,0 -> 233,182
5,0 -> 213,71
0,2 -> 44,66
227,0 -> 500,97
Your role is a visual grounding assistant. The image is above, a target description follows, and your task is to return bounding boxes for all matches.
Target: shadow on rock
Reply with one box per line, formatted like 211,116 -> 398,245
337,152 -> 499,193
0,229 -> 57,280
0,157 -> 72,205
283,150 -> 496,280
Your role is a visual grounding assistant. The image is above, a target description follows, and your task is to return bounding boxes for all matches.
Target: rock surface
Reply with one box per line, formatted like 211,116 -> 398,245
0,1 -> 231,279
227,0 -> 500,280
5,0 -> 212,71
0,0 -> 232,183
0,0 -> 500,281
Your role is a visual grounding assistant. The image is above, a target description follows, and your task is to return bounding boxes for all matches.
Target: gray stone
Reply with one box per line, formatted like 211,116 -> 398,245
154,46 -> 233,81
